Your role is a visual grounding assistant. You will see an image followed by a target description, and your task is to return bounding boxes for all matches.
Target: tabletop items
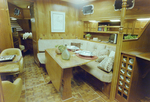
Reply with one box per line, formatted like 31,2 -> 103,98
0,55 -> 16,62
61,47 -> 70,60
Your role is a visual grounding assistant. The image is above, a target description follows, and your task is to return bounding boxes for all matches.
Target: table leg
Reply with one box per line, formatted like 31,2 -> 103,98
62,68 -> 72,100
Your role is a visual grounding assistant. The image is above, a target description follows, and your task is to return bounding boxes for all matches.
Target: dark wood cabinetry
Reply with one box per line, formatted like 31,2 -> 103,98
12,32 -> 19,48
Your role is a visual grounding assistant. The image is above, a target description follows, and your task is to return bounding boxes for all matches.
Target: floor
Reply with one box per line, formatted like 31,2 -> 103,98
16,53 -> 119,102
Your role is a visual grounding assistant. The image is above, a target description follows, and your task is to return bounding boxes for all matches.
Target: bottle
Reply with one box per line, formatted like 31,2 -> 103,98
104,25 -> 107,31
61,45 -> 71,60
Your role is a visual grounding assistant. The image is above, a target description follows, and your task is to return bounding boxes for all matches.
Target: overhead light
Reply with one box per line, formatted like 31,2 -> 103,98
137,18 -> 150,21
10,17 -> 17,20
110,20 -> 120,22
27,6 -> 30,9
89,20 -> 99,22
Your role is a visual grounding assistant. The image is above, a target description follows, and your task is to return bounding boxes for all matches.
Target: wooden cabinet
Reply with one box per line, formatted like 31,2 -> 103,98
84,22 -> 98,32
116,54 -> 136,102
84,21 -> 120,34
84,20 -> 148,35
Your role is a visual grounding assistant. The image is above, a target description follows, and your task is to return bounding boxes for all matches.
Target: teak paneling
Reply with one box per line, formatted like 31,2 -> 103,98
123,20 -> 148,35
79,0 -> 150,21
0,0 -> 13,101
17,19 -> 31,32
79,0 -> 121,21
34,0 -> 83,40
122,21 -> 150,51
8,2 -> 24,19
23,9 -> 31,19
0,0 -> 13,52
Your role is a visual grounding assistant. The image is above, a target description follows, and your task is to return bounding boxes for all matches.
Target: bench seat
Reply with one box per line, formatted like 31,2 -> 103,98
80,61 -> 113,83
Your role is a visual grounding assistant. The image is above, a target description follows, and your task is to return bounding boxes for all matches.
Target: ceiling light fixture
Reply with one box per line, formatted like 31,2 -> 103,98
10,17 -> 17,20
110,20 -> 120,22
89,20 -> 100,22
137,18 -> 150,21
27,6 -> 30,9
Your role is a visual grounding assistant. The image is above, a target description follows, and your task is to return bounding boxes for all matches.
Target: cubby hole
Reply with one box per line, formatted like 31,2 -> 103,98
120,68 -> 126,74
98,22 -> 120,31
126,77 -> 130,83
125,83 -> 129,89
127,70 -> 132,77
127,64 -> 132,71
124,89 -> 128,95
118,91 -> 122,96
123,94 -> 128,100
129,58 -> 134,64
118,85 -> 122,91
123,56 -> 127,62
119,80 -> 123,85
120,74 -> 124,80
122,62 -> 126,68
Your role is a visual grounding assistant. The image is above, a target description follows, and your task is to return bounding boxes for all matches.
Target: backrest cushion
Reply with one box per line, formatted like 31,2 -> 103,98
97,56 -> 114,72
38,39 -> 63,52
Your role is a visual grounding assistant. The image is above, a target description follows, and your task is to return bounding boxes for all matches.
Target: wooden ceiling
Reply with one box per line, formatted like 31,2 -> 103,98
61,0 -> 97,4
7,0 -> 97,9
7,0 -> 34,9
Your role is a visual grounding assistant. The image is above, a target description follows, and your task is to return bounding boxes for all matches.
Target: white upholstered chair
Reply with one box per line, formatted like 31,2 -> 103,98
0,48 -> 23,74
2,78 -> 22,102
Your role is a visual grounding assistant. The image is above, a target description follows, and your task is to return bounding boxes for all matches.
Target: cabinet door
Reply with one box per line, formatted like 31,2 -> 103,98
84,22 -> 91,32
116,54 -> 135,102
0,0 -> 14,52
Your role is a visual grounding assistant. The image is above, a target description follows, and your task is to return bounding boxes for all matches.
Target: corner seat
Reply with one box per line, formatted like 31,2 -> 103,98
80,61 -> 113,83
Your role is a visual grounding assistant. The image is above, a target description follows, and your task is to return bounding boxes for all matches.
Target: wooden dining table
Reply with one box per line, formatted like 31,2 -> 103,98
45,48 -> 96,100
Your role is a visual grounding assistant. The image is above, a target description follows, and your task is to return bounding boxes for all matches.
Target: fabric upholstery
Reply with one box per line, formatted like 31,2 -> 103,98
0,64 -> 19,73
95,55 -> 108,62
98,49 -> 109,56
1,48 -> 22,56
71,42 -> 81,48
37,53 -> 45,64
97,50 -> 116,73
97,56 -> 114,72
2,78 -> 22,102
37,39 -> 116,83
80,61 -> 113,83
0,48 -> 23,73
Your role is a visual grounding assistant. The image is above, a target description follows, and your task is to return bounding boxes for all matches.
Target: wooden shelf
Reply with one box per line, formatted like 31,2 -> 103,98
98,26 -> 120,28
84,31 -> 119,34
122,49 -> 150,61
136,52 -> 150,61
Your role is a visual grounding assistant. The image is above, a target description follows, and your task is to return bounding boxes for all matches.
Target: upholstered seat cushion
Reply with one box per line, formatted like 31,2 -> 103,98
80,61 -> 113,83
97,56 -> 114,72
0,64 -> 19,73
2,78 -> 22,102
0,48 -> 23,73
37,53 -> 45,64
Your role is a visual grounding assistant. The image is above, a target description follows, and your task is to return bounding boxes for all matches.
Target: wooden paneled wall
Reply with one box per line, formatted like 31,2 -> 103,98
123,20 -> 148,35
79,0 -> 150,21
23,9 -> 31,19
0,0 -> 13,52
122,21 -> 150,51
8,2 -> 31,19
0,0 -> 13,101
34,0 -> 84,40
79,0 -> 121,21
17,19 -> 31,32
8,2 -> 24,19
